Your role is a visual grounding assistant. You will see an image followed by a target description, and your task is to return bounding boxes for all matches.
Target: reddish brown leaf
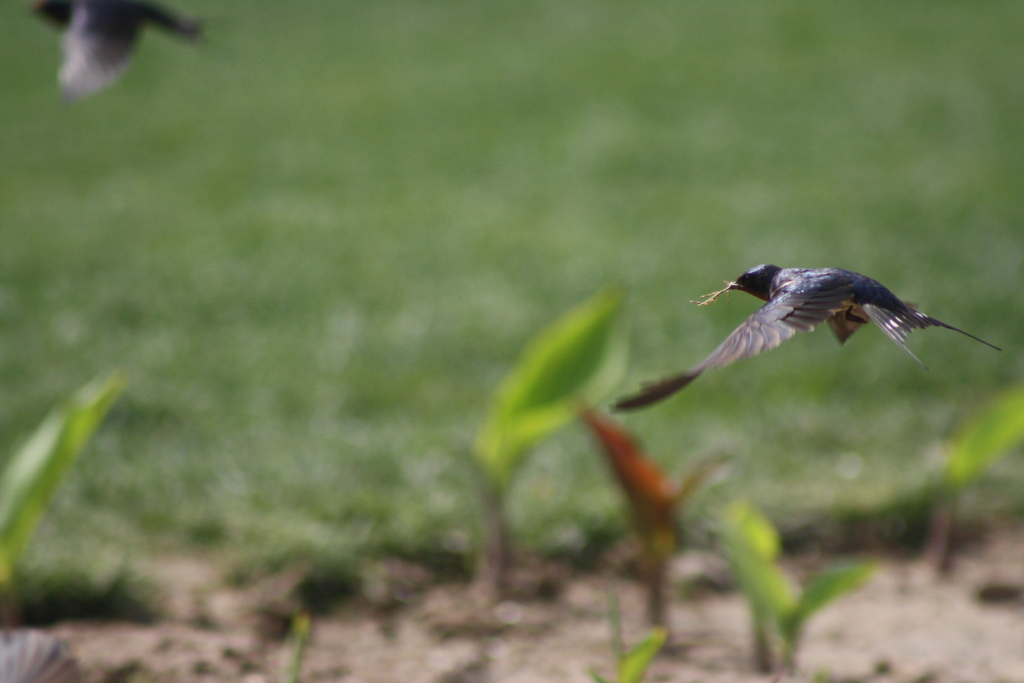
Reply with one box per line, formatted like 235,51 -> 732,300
580,407 -> 677,559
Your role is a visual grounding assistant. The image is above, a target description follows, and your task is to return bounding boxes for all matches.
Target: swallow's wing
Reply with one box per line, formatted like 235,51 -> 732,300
0,630 -> 81,683
614,275 -> 855,410
136,1 -> 201,38
60,3 -> 140,101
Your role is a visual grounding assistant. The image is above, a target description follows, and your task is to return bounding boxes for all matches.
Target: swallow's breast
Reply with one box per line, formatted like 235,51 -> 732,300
827,302 -> 869,344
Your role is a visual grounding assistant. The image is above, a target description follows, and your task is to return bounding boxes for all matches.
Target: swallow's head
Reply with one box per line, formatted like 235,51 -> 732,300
732,264 -> 782,300
33,0 -> 72,26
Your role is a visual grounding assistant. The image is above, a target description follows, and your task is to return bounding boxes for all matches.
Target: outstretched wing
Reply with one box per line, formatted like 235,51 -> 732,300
0,630 -> 80,683
136,1 -> 202,38
60,3 -> 140,101
614,273 -> 856,410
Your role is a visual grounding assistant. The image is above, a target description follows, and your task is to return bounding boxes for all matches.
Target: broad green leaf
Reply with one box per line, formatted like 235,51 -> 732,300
720,502 -> 796,625
0,372 -> 126,589
617,627 -> 667,683
589,673 -> 614,683
785,562 -> 875,641
728,500 -> 781,562
944,386 -> 1024,491
475,289 -> 626,491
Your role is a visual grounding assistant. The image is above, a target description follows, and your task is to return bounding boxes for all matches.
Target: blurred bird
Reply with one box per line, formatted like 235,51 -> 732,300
0,630 -> 81,683
33,0 -> 200,102
614,264 -> 1000,410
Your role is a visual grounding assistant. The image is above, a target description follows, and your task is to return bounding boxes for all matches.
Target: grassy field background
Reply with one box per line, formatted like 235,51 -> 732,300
0,0 -> 1022,588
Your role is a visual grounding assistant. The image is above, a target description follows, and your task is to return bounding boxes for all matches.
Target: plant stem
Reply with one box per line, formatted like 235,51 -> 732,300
0,587 -> 21,628
752,618 -> 775,673
479,482 -> 511,597
606,585 -> 624,662
643,557 -> 668,633
285,611 -> 311,683
780,639 -> 796,675
925,492 -> 956,576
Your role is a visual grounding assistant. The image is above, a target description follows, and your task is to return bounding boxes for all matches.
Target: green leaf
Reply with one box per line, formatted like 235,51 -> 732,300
786,562 -> 875,641
721,506 -> 875,671
720,502 -> 796,626
617,627 -> 667,683
943,385 -> 1024,491
589,673 -> 614,683
726,500 -> 781,562
474,288 -> 626,492
0,372 -> 126,589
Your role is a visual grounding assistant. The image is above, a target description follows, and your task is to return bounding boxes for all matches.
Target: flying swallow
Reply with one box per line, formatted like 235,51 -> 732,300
33,0 -> 200,102
614,264 -> 1000,410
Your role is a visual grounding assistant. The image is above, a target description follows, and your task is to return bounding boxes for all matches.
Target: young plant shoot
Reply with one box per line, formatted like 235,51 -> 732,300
284,611 -> 312,683
580,407 -> 722,630
720,501 -> 874,673
927,384 -> 1024,574
590,591 -> 666,683
0,372 -> 126,624
473,289 -> 626,594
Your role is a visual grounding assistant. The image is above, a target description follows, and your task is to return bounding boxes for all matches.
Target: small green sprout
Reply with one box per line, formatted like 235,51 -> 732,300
927,385 -> 1024,573
284,611 -> 311,683
720,501 -> 874,673
473,289 -> 626,594
590,590 -> 667,683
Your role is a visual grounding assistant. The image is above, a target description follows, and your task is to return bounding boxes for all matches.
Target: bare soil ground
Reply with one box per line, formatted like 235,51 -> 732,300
48,527 -> 1024,683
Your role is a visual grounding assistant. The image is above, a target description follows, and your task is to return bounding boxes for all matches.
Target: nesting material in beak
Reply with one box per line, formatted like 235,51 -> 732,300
692,281 -> 736,306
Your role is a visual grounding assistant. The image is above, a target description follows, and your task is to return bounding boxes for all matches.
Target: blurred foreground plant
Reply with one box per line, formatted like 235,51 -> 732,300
589,589 -> 666,683
473,289 -> 626,594
283,611 -> 311,683
0,373 -> 126,625
720,501 -> 874,673
580,407 -> 722,630
926,385 -> 1024,574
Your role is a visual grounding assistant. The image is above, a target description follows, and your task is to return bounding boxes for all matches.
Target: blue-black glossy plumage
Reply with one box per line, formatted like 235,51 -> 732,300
614,264 -> 999,410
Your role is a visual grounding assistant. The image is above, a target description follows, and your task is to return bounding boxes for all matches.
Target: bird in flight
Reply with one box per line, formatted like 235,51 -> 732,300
33,0 -> 200,102
614,264 -> 1000,411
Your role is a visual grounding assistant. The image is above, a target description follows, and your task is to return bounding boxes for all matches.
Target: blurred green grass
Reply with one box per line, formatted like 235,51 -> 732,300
1,0 -> 1021,579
